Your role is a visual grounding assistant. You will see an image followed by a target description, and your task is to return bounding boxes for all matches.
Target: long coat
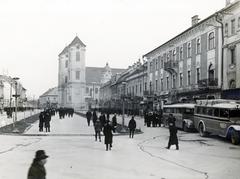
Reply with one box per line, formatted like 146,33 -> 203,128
103,123 -> 113,145
94,120 -> 102,132
168,126 -> 178,145
27,160 -> 46,179
44,112 -> 51,128
39,112 -> 45,128
128,119 -> 136,130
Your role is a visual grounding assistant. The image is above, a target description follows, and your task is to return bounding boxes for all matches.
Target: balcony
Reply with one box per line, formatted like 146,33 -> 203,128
198,78 -> 218,89
164,60 -> 178,74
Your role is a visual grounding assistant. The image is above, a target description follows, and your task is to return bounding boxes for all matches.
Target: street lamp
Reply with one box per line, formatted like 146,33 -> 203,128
12,77 -> 20,128
121,82 -> 127,132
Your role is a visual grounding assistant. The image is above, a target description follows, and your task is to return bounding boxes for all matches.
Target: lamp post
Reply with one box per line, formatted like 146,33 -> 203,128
121,82 -> 127,132
12,77 -> 19,128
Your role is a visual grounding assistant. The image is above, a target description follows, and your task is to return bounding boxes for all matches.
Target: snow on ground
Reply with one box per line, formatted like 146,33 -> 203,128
0,110 -> 40,127
0,113 -> 240,179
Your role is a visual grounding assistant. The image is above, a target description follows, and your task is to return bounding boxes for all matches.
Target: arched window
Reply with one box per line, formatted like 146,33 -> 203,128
208,32 -> 215,50
180,47 -> 183,60
229,80 -> 236,89
173,50 -> 176,61
208,64 -> 214,80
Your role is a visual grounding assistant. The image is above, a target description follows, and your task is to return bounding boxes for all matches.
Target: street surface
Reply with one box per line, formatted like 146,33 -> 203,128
0,113 -> 239,179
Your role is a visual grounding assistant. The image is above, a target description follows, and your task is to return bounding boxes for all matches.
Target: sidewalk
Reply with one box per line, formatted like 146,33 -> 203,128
0,109 -> 41,128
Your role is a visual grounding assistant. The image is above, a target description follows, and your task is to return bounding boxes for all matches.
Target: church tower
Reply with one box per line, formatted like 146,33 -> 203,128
58,36 -> 86,110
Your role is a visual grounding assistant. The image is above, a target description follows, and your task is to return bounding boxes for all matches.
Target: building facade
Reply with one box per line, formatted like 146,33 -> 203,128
58,37 -> 125,110
143,0 -> 240,104
58,36 -> 86,110
39,87 -> 58,109
222,0 -> 240,99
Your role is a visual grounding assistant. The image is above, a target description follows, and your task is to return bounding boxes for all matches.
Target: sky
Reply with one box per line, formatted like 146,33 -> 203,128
0,0 -> 226,98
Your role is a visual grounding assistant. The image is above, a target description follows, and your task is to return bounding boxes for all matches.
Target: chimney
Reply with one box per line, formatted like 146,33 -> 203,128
226,0 -> 231,6
191,15 -> 200,26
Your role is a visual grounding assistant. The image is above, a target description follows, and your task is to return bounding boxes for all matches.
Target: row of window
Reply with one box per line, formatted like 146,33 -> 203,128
150,32 -> 215,71
196,107 -> 240,118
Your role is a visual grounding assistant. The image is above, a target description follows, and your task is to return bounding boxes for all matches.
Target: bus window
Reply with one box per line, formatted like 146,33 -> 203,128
220,109 -> 229,118
229,109 -> 240,117
214,108 -> 220,117
202,107 -> 207,115
196,107 -> 201,114
207,108 -> 213,116
185,108 -> 194,114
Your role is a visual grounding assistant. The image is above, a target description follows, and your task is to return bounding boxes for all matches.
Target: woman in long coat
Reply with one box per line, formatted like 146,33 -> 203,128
103,120 -> 113,151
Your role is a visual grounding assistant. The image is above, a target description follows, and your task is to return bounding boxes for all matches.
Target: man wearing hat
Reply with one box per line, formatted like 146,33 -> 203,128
27,150 -> 49,179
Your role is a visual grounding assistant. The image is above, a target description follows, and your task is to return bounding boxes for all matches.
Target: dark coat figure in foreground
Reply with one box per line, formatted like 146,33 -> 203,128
103,121 -> 114,151
27,150 -> 49,179
94,119 -> 102,142
39,112 -> 45,132
166,114 -> 179,150
128,116 -> 136,138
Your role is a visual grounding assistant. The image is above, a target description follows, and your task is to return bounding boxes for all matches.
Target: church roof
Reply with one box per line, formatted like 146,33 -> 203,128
58,36 -> 86,57
69,36 -> 86,48
86,67 -> 125,84
58,46 -> 68,57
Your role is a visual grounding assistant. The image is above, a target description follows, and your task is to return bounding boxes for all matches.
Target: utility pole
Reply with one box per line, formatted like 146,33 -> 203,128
12,77 -> 19,128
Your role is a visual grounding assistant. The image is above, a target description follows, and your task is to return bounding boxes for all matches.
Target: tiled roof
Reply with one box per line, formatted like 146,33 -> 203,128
86,67 -> 125,84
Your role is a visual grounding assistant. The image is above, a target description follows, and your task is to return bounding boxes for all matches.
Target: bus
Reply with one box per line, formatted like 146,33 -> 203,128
194,99 -> 240,145
162,103 -> 195,132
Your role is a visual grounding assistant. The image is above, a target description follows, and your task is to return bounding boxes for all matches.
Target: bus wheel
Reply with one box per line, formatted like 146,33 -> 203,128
231,129 -> 240,145
183,123 -> 188,132
199,123 -> 207,137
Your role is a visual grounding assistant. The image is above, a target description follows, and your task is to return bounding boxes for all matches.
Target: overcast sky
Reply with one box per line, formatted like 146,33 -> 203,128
0,0 -> 226,98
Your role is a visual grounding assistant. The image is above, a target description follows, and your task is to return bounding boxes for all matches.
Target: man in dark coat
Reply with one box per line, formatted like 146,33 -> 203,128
103,120 -> 114,151
27,150 -> 49,179
128,116 -> 136,138
38,112 -> 45,132
44,110 -> 51,132
94,119 -> 102,142
166,114 -> 179,150
86,110 -> 92,126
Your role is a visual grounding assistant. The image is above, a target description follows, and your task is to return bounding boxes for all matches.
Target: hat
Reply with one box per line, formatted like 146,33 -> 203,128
35,150 -> 49,161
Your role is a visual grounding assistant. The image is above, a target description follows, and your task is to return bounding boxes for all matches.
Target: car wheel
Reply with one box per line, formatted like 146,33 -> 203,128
231,129 -> 240,145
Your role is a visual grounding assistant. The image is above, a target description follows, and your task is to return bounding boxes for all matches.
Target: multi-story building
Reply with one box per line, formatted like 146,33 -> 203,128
143,0 -> 240,104
58,36 -> 125,110
0,75 -> 27,110
58,36 -> 86,110
99,60 -> 148,114
222,0 -> 240,99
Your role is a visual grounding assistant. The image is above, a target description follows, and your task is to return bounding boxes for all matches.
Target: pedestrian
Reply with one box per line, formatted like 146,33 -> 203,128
111,113 -> 117,132
103,120 -> 114,151
92,110 -> 98,125
94,119 -> 102,142
166,114 -> 179,150
128,116 -> 136,138
86,110 -> 92,126
39,112 -> 45,132
44,110 -> 51,132
27,150 -> 49,179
